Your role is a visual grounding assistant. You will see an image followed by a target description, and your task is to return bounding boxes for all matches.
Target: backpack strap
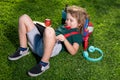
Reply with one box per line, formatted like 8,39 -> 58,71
83,19 -> 89,37
64,31 -> 79,38
83,19 -> 94,50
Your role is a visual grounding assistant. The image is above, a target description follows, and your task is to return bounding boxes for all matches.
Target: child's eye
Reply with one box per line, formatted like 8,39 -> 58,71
66,18 -> 69,20
70,19 -> 73,22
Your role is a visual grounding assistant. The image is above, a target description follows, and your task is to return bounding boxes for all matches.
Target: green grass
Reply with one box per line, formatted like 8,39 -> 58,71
0,0 -> 120,80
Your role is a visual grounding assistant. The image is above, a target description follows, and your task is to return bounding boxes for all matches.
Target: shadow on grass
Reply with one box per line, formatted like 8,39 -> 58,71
32,53 -> 42,64
3,24 -> 19,47
86,0 -> 120,16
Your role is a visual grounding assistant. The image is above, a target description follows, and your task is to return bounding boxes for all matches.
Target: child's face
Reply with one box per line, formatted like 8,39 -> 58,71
65,13 -> 80,28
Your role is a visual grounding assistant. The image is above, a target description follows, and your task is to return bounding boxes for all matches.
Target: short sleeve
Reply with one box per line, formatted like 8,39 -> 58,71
72,34 -> 82,45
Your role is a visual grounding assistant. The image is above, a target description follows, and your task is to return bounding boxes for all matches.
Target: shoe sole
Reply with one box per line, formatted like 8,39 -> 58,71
28,66 -> 49,77
8,52 -> 29,61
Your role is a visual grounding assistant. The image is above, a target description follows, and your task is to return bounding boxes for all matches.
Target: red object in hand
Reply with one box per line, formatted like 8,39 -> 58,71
44,19 -> 51,27
65,25 -> 71,30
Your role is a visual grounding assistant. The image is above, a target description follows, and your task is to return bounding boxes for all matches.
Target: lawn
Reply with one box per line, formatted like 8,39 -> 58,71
0,0 -> 120,80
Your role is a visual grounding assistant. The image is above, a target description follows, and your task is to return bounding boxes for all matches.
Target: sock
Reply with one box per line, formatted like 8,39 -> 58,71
39,61 -> 48,67
20,47 -> 27,51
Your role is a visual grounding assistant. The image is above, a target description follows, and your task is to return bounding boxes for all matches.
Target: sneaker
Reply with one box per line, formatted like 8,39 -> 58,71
28,63 -> 50,77
8,48 -> 29,61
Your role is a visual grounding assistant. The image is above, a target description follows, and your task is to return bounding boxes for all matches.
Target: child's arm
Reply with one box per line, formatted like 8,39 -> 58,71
56,34 -> 79,55
64,39 -> 79,55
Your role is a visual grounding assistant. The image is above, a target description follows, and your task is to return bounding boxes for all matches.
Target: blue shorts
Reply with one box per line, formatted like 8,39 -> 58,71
27,26 -> 62,57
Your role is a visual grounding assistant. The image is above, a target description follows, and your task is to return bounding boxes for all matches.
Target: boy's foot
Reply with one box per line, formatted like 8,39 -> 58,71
8,48 -> 29,61
28,63 -> 50,77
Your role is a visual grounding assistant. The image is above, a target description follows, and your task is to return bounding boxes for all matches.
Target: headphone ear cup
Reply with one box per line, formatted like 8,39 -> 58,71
95,48 -> 103,54
88,46 -> 95,52
83,51 -> 89,58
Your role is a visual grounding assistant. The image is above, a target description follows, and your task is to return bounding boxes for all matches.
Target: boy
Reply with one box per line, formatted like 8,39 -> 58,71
8,5 -> 89,77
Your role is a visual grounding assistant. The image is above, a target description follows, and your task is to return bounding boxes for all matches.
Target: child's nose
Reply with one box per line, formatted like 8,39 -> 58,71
66,20 -> 70,25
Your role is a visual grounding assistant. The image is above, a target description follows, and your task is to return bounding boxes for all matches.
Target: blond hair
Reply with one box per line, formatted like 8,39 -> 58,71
67,5 -> 89,31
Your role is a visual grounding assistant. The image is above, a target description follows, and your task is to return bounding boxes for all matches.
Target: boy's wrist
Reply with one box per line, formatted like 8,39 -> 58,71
63,39 -> 66,42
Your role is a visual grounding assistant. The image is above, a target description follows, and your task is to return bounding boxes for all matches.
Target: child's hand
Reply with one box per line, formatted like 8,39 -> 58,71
56,34 -> 66,42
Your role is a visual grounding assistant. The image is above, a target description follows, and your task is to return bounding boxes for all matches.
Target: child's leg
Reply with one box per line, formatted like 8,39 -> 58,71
18,14 -> 35,48
41,27 -> 56,63
8,14 -> 36,61
28,27 -> 56,77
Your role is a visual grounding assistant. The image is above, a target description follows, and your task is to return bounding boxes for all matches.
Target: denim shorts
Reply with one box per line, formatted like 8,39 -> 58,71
27,26 -> 62,57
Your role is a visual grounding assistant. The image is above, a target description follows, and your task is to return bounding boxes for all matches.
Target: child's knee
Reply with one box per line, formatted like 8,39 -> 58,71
19,14 -> 29,22
44,27 -> 55,36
